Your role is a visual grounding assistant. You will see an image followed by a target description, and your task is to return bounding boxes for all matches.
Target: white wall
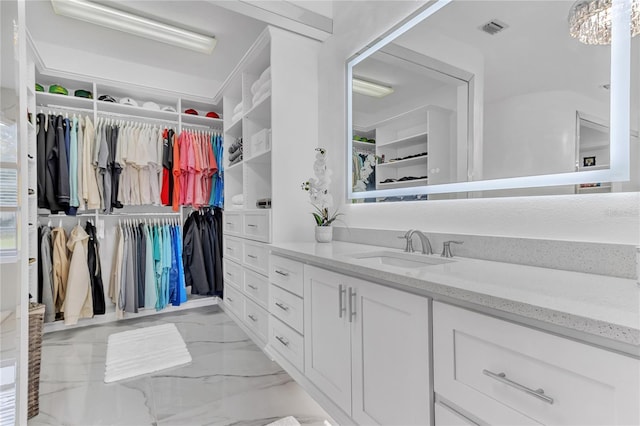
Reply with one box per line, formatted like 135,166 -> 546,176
483,90 -> 608,179
319,1 -> 640,245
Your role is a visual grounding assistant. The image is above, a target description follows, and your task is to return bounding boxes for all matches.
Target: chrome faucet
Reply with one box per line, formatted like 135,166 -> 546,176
399,230 -> 433,255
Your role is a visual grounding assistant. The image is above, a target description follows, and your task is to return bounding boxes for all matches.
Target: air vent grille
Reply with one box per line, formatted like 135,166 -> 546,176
481,20 -> 508,35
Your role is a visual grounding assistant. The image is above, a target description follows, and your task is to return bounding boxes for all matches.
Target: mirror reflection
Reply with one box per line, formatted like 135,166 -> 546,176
349,0 -> 639,200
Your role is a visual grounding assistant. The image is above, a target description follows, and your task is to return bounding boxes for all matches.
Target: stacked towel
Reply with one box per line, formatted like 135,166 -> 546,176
231,101 -> 243,123
228,138 -> 243,165
231,194 -> 244,206
251,67 -> 271,106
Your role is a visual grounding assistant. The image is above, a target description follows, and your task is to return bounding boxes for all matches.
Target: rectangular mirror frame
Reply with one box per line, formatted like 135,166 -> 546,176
346,0 -> 632,200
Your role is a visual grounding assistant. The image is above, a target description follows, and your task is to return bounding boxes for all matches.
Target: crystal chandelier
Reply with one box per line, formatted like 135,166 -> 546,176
568,0 -> 640,45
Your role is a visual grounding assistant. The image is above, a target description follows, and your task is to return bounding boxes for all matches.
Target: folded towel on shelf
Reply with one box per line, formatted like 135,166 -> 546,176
229,154 -> 243,166
228,138 -> 243,154
229,146 -> 243,162
251,67 -> 272,95
252,88 -> 271,107
231,194 -> 244,205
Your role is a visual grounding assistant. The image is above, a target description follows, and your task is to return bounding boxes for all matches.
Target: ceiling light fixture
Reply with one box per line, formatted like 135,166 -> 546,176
50,0 -> 217,54
352,78 -> 394,98
568,0 -> 639,45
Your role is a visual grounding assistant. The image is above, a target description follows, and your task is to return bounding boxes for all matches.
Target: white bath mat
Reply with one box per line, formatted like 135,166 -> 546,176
266,416 -> 301,426
104,323 -> 191,383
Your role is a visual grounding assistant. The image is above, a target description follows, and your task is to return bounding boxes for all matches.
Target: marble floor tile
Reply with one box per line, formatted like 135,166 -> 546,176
28,306 -> 334,426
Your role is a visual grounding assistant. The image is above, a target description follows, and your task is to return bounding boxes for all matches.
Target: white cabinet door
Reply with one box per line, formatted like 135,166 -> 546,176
351,279 -> 431,426
303,265 -> 352,416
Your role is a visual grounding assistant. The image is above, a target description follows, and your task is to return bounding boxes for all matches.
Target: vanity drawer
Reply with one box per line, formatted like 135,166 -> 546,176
269,283 -> 304,334
244,269 -> 269,308
269,255 -> 304,297
224,236 -> 243,264
224,211 -> 243,236
224,285 -> 243,319
243,241 -> 269,275
243,297 -> 268,343
433,302 -> 640,426
269,316 -> 304,372
223,259 -> 242,290
243,211 -> 270,243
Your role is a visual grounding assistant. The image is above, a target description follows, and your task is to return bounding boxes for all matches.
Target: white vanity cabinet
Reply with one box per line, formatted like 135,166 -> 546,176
303,265 -> 431,425
433,302 -> 640,426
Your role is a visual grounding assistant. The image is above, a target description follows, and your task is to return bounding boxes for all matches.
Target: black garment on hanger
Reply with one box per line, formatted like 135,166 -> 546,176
55,115 -> 70,208
110,125 -> 123,209
183,212 -> 211,295
45,114 -> 62,213
85,222 -> 106,315
137,223 -> 146,308
36,113 -> 48,209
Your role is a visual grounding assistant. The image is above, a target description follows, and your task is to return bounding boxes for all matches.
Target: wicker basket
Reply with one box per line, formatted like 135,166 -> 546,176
27,303 -> 45,419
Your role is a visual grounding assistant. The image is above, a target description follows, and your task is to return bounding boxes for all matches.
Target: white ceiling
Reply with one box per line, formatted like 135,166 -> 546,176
394,0 -> 627,106
26,1 -> 268,98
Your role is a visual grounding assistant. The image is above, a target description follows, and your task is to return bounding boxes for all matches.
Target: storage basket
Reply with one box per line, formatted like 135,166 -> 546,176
27,303 -> 45,419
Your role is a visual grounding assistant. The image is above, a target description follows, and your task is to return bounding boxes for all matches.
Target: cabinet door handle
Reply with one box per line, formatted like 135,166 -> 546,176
226,222 -> 234,226
247,314 -> 257,322
482,370 -> 554,405
275,302 -> 289,311
275,335 -> 289,347
248,284 -> 258,290
247,254 -> 257,259
225,271 -> 233,276
275,269 -> 289,277
338,284 -> 346,318
348,287 -> 356,322
247,224 -> 257,228
227,296 -> 233,302
227,247 -> 234,251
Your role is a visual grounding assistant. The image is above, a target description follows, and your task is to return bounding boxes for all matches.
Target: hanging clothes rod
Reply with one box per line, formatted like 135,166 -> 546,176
38,211 -> 180,217
97,110 -> 179,127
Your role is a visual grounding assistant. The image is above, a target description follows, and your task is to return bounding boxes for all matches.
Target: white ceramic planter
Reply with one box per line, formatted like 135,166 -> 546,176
315,226 -> 333,243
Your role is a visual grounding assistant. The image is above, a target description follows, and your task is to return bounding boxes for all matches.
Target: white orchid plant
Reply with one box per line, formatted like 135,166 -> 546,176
301,147 -> 342,226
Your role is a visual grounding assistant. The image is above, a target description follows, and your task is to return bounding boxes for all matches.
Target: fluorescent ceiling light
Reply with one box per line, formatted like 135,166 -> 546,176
352,77 -> 394,98
50,0 -> 217,54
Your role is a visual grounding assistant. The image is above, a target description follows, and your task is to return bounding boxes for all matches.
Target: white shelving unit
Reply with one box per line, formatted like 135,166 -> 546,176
220,27 -> 320,349
31,71 -> 223,332
353,106 -> 454,200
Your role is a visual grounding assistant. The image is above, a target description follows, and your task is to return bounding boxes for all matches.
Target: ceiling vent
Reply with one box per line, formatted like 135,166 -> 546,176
481,20 -> 508,35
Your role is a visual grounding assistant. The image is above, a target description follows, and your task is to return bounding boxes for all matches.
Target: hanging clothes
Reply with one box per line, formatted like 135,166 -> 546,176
182,209 -> 223,297
64,224 -> 93,325
39,226 -> 55,323
85,221 -> 106,315
51,226 -> 69,318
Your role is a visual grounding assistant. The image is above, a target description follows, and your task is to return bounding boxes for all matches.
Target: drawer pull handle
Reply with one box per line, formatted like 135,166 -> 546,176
247,254 -> 258,259
248,284 -> 258,290
275,335 -> 289,347
227,247 -> 234,252
275,302 -> 289,311
227,297 -> 234,302
226,222 -> 234,226
482,370 -> 554,405
275,270 -> 289,277
248,314 -> 257,322
226,272 -> 233,276
247,224 -> 257,228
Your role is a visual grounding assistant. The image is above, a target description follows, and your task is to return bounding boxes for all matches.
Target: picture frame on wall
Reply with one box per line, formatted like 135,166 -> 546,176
583,156 -> 596,167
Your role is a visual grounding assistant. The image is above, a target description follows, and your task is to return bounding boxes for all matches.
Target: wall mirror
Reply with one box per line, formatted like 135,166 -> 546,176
347,0 -> 638,200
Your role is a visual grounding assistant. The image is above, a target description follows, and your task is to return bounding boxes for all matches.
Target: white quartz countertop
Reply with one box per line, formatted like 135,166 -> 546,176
269,241 -> 640,355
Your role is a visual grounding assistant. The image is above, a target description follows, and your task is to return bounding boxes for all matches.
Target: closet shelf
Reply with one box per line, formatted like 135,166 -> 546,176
244,94 -> 271,125
227,160 -> 243,171
181,113 -> 223,128
98,101 -> 178,121
244,149 -> 271,164
378,155 -> 428,168
353,140 -> 375,151
377,178 -> 428,189
377,131 -> 428,149
227,116 -> 243,138
36,91 -> 95,110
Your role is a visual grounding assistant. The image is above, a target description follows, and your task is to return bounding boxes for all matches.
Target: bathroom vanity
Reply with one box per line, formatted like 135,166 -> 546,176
258,242 -> 639,426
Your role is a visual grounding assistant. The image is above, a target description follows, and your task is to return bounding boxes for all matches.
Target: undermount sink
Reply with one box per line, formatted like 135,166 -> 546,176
348,251 -> 454,269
